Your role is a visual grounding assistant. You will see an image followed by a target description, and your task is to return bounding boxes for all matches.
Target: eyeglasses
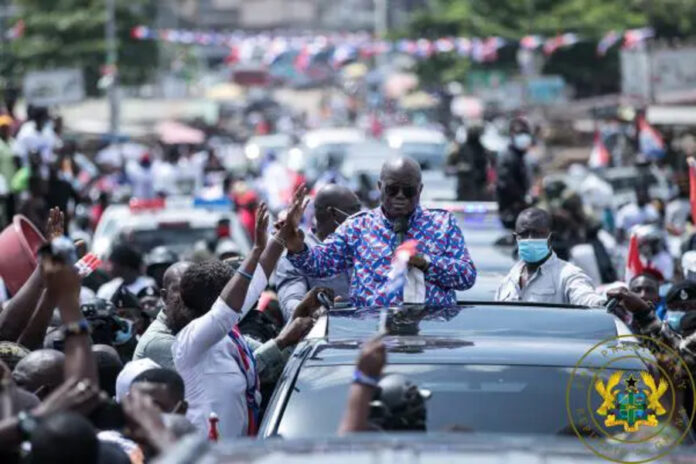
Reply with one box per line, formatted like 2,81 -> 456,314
384,184 -> 419,198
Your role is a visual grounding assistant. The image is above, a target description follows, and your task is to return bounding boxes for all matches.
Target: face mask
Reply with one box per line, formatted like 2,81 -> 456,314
666,311 -> 685,333
513,133 -> 533,151
113,318 -> 134,346
517,238 -> 550,263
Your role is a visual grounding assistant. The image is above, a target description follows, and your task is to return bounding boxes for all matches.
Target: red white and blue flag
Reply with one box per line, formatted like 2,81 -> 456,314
589,131 -> 611,168
520,35 -> 543,50
623,28 -> 654,50
544,33 -> 579,56
379,240 -> 419,302
597,30 -> 621,56
638,115 -> 666,160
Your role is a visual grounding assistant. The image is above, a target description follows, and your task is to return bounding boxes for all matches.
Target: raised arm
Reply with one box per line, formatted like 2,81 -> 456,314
0,208 -> 63,342
339,336 -> 386,434
422,213 -> 476,290
177,205 -> 270,363
43,255 -> 98,385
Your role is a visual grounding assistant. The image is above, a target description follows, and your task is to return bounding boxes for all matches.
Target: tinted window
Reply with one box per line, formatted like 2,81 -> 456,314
276,364 -> 641,438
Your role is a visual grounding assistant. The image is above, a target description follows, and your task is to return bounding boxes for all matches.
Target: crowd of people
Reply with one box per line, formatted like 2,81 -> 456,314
2,89 -> 696,462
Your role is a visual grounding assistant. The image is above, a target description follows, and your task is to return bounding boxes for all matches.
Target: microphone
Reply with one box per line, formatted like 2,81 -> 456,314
394,216 -> 409,246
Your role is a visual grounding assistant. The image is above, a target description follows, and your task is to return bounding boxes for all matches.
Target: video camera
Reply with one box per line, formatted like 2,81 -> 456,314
80,299 -> 133,346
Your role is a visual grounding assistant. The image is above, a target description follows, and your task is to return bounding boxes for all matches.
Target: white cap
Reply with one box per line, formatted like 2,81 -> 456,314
115,358 -> 160,402
683,251 -> 696,278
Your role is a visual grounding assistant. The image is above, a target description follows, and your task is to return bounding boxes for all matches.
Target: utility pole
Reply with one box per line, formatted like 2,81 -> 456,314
374,0 -> 388,67
106,0 -> 119,140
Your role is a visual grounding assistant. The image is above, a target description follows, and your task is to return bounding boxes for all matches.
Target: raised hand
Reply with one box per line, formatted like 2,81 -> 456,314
357,335 -> 386,379
45,207 -> 65,241
293,286 -> 335,319
254,202 -> 269,250
280,184 -> 309,252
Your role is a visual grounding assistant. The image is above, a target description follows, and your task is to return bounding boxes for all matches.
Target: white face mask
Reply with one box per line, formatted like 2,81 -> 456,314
513,133 -> 533,151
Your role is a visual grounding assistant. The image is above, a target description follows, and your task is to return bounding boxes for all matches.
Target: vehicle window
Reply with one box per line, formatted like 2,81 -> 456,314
276,364 -> 646,438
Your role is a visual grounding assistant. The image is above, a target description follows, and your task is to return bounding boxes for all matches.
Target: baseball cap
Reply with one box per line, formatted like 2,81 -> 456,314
115,358 -> 160,402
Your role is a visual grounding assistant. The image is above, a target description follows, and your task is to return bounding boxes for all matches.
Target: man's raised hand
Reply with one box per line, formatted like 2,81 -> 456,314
280,184 -> 309,253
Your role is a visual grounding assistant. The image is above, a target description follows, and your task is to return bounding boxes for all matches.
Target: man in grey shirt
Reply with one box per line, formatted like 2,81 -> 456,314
276,184 -> 361,321
133,261 -> 190,369
495,207 -> 605,307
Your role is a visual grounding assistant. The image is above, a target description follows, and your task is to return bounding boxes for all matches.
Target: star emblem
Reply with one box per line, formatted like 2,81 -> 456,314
625,374 -> 638,389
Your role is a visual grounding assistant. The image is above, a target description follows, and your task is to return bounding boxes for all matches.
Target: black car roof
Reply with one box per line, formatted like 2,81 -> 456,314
305,336 -> 648,370
323,304 -> 623,342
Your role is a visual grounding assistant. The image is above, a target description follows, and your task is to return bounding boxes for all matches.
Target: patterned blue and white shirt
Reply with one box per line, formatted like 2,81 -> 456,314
287,206 -> 477,307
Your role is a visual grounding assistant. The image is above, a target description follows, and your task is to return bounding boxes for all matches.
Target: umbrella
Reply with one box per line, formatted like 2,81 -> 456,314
155,120 -> 205,145
205,83 -> 244,101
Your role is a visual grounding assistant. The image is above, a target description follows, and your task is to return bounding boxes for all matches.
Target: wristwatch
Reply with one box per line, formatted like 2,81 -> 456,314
17,411 -> 38,441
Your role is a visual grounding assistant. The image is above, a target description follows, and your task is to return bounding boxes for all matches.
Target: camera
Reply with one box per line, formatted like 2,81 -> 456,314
80,299 -> 131,346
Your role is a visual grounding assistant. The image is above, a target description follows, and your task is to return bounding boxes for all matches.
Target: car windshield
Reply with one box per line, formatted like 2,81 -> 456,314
275,364 -> 638,438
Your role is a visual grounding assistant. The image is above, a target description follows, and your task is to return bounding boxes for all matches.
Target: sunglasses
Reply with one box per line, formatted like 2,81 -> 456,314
384,184 -> 419,198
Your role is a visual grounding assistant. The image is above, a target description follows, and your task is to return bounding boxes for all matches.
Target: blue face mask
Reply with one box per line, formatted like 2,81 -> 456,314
666,311 -> 685,333
517,238 -> 550,264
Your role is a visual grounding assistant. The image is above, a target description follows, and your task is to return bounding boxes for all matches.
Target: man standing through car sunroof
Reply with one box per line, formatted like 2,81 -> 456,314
496,207 -> 604,307
282,157 -> 477,307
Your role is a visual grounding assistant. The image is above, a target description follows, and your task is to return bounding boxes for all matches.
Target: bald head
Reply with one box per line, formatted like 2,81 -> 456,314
379,157 -> 423,219
380,157 -> 422,183
314,184 -> 361,240
12,349 -> 65,398
92,344 -> 123,397
162,261 -> 192,308
515,208 -> 551,237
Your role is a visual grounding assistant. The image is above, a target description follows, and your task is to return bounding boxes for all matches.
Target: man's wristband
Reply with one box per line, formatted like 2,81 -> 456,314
237,269 -> 253,280
61,319 -> 90,338
352,369 -> 380,388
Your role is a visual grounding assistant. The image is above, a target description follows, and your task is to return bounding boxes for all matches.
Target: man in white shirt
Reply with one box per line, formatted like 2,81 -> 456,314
615,185 -> 660,242
496,207 -> 604,307
13,106 -> 57,165
172,201 -> 313,439
98,244 -> 156,301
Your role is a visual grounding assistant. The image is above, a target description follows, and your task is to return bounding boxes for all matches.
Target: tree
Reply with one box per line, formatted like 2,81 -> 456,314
6,0 -> 158,95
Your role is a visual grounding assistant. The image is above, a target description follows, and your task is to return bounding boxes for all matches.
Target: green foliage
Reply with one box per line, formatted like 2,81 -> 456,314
4,0 -> 157,95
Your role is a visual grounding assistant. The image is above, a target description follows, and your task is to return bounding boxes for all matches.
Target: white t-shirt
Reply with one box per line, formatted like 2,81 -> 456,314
173,265 -> 267,440
13,121 -> 57,164
125,161 -> 155,199
97,276 -> 156,301
615,203 -> 660,234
